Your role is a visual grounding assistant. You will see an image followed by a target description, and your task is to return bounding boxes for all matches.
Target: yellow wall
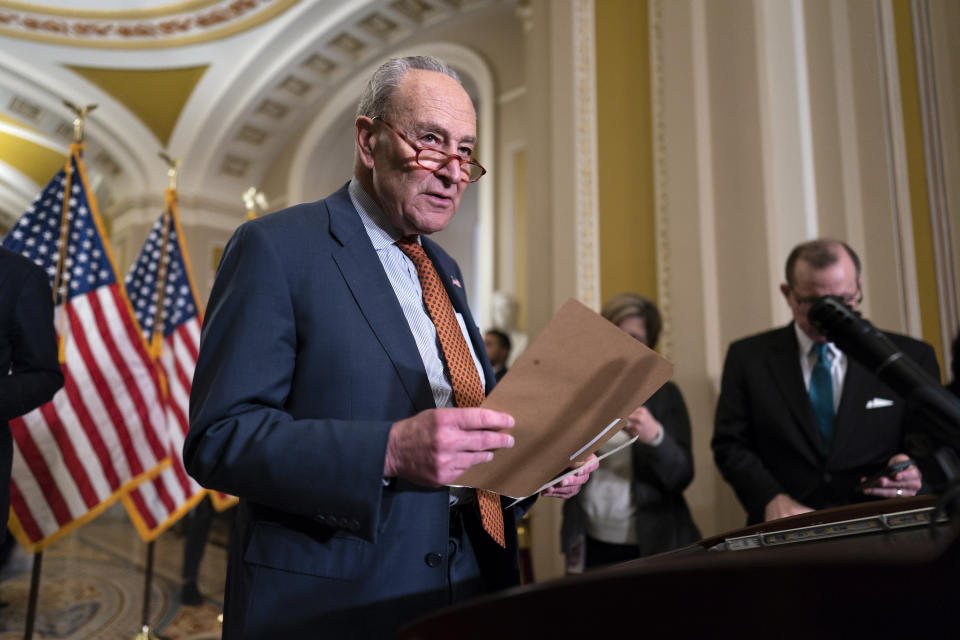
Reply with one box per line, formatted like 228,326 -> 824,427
893,0 -> 944,371
0,114 -> 66,186
65,64 -> 207,147
596,0 -> 656,307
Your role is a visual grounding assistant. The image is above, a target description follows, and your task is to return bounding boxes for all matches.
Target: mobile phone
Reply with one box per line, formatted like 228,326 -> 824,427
857,459 -> 914,489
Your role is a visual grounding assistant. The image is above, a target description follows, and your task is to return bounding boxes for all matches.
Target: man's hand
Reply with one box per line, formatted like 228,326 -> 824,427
764,493 -> 813,521
384,408 -> 514,486
541,454 -> 599,499
624,406 -> 662,444
859,453 -> 921,498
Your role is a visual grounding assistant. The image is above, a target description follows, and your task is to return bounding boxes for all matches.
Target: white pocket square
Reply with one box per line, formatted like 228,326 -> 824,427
865,397 -> 894,409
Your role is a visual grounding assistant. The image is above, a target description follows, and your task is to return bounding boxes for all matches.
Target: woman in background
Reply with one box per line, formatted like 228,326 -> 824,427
561,293 -> 700,571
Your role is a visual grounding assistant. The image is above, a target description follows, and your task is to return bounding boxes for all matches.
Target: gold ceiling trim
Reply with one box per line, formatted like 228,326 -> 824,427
0,0 -> 301,49
0,1 -> 222,20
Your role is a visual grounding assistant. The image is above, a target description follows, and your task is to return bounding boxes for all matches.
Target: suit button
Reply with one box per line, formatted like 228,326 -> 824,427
823,472 -> 832,483
425,552 -> 442,568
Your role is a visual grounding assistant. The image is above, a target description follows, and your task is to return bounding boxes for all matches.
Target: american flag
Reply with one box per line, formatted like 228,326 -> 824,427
1,144 -> 170,551
120,194 -> 208,539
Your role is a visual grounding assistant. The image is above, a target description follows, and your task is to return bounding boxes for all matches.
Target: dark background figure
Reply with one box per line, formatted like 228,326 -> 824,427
483,329 -> 511,381
0,247 -> 63,577
561,292 -> 700,571
179,494 -> 214,606
712,239 -> 940,525
948,331 -> 960,399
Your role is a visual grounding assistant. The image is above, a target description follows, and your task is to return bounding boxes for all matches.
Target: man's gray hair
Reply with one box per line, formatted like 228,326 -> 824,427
356,56 -> 461,120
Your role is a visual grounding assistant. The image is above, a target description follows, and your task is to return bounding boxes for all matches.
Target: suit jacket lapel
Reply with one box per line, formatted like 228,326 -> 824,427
422,238 -> 497,394
765,325 -> 825,461
326,186 -> 435,412
829,356 -> 870,462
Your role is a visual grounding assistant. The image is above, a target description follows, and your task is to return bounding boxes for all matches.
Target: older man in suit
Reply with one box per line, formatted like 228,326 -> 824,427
712,239 -> 939,525
0,247 -> 63,543
185,56 -> 594,637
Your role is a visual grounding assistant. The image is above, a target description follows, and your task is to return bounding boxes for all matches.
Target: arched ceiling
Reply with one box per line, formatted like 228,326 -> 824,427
0,0 -> 520,230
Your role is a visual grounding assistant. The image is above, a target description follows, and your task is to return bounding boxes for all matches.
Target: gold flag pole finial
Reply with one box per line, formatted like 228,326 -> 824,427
62,100 -> 97,143
147,151 -> 182,361
242,187 -> 267,220
158,151 -> 182,191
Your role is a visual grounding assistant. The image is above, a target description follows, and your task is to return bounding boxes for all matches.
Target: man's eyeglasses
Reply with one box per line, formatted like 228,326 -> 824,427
374,117 -> 486,183
791,288 -> 863,308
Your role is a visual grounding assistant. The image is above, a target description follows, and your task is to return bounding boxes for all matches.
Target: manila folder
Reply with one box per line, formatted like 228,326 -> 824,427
452,298 -> 674,499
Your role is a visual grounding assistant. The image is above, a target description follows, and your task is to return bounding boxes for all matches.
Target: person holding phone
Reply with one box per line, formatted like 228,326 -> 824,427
712,240 -> 940,525
561,293 -> 700,571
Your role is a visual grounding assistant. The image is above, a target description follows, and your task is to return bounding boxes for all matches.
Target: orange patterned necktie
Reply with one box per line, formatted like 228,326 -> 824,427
396,236 -> 505,548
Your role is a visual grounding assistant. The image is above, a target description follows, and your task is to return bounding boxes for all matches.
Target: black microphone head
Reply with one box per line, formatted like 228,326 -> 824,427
807,295 -> 855,337
807,295 -> 896,370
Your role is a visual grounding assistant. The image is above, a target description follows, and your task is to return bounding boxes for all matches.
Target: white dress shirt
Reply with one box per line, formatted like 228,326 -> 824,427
794,323 -> 846,412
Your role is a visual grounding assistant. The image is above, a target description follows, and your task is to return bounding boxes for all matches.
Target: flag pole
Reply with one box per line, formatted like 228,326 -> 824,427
53,102 -> 98,363
23,551 -> 43,640
132,541 -> 159,640
130,153 -> 182,640
23,101 -> 99,640
149,153 -> 180,360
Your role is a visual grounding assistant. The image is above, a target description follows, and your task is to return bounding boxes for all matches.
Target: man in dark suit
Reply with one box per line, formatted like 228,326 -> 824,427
712,239 -> 939,525
185,56 -> 594,637
0,247 -> 63,543
483,329 -> 511,381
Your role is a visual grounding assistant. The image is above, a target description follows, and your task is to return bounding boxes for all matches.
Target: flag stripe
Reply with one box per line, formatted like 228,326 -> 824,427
104,285 -> 168,460
21,408 -> 87,520
126,484 -> 159,531
57,362 -> 121,491
59,317 -> 135,488
37,401 -> 99,510
9,417 -> 72,527
153,471 -> 179,515
67,297 -> 145,477
9,478 -> 44,542
168,339 -> 192,432
171,334 -> 193,415
172,451 -> 195,494
180,320 -> 199,362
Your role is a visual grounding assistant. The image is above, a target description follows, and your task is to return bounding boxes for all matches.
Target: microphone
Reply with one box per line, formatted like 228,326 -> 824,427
808,296 -> 929,391
807,295 -> 960,454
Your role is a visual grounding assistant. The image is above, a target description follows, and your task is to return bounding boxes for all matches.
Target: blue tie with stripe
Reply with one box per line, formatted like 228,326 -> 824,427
809,342 -> 835,449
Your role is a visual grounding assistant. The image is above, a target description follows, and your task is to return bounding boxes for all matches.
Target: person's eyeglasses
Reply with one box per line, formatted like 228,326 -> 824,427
791,288 -> 863,308
373,117 -> 486,183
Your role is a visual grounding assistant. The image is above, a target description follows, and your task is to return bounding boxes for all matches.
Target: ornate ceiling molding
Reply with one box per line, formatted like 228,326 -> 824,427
0,0 -> 300,49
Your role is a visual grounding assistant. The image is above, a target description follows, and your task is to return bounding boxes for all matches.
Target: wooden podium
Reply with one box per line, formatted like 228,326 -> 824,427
399,496 -> 959,639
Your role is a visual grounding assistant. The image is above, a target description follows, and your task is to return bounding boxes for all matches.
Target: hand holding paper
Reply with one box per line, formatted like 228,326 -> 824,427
540,453 -> 600,499
625,405 -> 663,444
451,298 -> 675,499
384,408 -> 515,486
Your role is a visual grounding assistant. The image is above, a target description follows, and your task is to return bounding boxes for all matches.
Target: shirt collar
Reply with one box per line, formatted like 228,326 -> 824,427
794,323 -> 840,360
348,179 -> 413,251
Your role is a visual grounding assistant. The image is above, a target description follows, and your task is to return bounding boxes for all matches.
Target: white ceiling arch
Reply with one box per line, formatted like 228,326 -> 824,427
175,0 -> 510,203
0,0 -> 517,231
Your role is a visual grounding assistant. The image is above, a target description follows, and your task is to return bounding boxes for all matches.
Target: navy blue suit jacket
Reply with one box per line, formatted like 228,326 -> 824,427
185,185 -> 522,637
712,323 -> 940,525
0,247 -> 63,540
